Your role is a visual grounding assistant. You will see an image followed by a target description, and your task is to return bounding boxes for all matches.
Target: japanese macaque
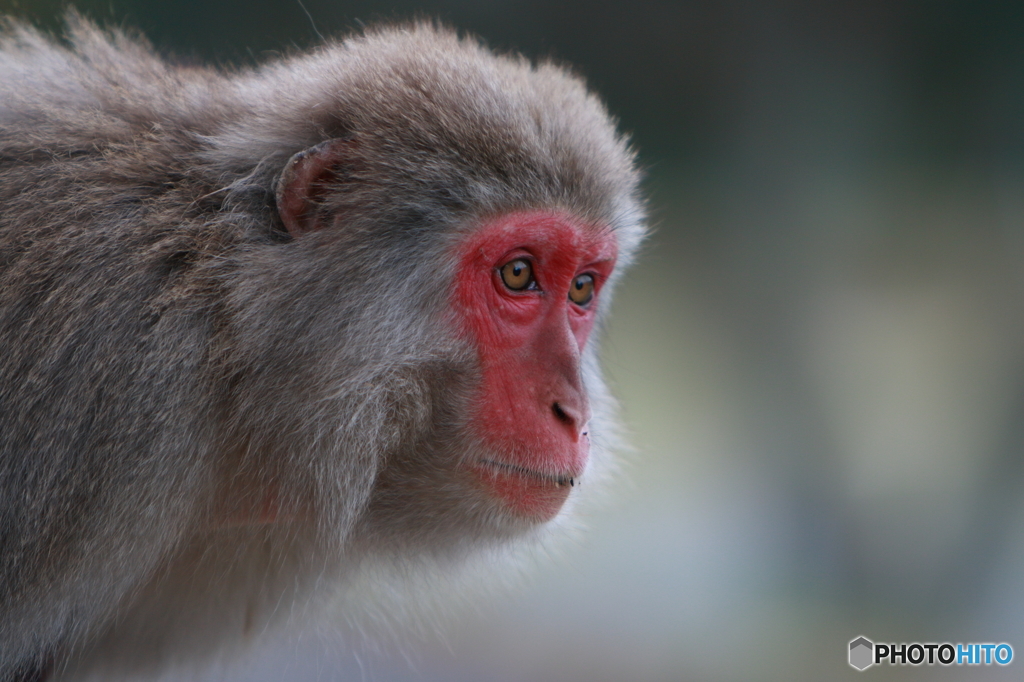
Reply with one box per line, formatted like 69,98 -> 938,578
0,13 -> 645,682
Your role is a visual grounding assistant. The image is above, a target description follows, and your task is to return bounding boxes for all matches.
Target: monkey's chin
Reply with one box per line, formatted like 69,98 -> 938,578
472,459 -> 576,521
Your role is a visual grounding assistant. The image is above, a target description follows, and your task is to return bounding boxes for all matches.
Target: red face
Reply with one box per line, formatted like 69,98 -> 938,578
454,211 -> 618,521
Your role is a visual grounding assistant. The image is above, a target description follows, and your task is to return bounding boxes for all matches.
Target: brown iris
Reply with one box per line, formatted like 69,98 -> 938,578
500,259 -> 533,290
568,273 -> 595,305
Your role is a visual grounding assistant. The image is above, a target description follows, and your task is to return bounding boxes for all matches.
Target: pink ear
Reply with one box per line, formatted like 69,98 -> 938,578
275,138 -> 355,238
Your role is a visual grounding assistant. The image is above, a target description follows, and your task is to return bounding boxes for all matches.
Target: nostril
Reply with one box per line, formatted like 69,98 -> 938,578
552,402 -> 574,426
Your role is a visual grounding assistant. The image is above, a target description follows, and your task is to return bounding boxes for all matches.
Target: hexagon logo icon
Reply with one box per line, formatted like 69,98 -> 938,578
849,636 -> 874,670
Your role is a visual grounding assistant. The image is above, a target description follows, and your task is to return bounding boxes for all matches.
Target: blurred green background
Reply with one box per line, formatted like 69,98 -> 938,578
6,1 -> 1024,680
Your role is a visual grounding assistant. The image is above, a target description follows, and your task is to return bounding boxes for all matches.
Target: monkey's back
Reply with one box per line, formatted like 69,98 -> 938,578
0,18 -> 245,667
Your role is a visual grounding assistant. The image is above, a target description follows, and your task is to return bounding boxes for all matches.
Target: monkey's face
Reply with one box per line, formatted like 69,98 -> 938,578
349,209 -> 620,549
453,211 -> 617,521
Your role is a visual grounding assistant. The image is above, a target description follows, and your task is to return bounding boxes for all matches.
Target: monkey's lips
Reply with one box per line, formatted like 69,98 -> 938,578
472,459 -> 577,521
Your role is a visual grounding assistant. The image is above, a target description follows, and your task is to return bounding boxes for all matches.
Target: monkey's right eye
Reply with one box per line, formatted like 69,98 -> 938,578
500,259 -> 534,291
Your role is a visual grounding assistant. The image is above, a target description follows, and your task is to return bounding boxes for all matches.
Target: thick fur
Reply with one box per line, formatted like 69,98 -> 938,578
0,14 -> 645,681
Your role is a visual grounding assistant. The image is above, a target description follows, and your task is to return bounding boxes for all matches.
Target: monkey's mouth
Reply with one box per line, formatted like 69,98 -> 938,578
476,459 -> 576,487
471,459 -> 578,520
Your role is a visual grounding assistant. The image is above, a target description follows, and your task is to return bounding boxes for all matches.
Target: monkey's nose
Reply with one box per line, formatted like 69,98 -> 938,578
551,401 -> 589,439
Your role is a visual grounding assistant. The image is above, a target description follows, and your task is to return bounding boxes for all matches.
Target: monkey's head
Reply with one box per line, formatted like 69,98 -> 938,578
209,23 -> 644,556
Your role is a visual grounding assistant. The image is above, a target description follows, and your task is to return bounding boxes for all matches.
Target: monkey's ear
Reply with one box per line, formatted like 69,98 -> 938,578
275,138 -> 355,238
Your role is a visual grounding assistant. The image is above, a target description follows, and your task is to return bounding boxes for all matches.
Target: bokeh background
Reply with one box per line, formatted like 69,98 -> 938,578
5,1 -> 1024,680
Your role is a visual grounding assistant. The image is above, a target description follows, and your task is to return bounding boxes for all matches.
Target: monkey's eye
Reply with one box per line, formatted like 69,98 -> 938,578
500,259 -> 534,291
568,274 -> 595,306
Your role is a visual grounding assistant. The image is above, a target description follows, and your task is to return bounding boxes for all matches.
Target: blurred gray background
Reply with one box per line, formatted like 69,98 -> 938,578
6,0 -> 1024,679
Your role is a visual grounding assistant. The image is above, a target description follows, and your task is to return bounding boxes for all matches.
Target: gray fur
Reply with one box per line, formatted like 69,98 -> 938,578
0,14 -> 645,681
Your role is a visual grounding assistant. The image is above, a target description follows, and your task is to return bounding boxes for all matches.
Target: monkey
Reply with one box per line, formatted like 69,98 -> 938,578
0,13 -> 645,682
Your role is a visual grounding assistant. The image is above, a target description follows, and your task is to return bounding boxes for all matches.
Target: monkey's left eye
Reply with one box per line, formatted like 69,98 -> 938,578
568,274 -> 595,306
500,259 -> 535,291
